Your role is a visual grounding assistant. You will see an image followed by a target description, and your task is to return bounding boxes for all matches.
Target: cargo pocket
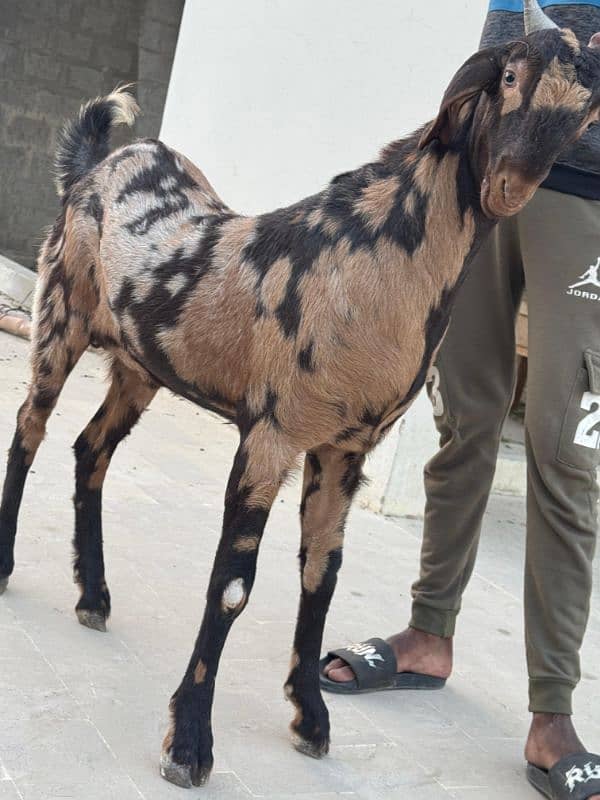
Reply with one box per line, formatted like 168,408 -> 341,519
557,349 -> 600,470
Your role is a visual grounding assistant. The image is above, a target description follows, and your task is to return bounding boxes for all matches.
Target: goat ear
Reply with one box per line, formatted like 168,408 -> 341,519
419,48 -> 502,149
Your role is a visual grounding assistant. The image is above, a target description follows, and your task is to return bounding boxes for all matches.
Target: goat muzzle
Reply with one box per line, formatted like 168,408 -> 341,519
481,170 -> 537,218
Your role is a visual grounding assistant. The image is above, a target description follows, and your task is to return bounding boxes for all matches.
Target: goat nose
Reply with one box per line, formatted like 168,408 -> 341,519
504,171 -> 531,204
485,169 -> 536,217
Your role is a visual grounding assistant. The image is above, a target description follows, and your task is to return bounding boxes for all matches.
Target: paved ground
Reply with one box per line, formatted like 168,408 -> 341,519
1,329 -> 599,800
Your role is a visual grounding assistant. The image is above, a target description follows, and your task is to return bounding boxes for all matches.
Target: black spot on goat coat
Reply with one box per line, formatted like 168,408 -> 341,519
3,23 -> 600,788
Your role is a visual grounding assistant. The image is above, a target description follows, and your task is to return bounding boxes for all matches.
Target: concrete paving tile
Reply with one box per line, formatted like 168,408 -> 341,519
0,628 -> 64,687
251,795 -> 357,799
324,741 -> 444,799
388,787 -> 452,800
353,693 -> 461,744
217,658 -> 276,693
370,785 -> 452,800
402,730 -> 526,792
223,619 -> 298,663
448,788 -> 534,800
224,740 -> 347,796
201,771 -> 254,797
475,736 -> 526,758
2,718 -> 141,800
425,685 -> 530,741
1,685 -> 75,729
0,256 -> 36,308
0,779 -> 21,800
326,698 -> 395,748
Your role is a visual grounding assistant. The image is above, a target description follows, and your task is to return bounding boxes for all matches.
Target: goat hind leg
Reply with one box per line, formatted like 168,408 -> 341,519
161,428 -> 297,788
0,293 -> 88,592
73,360 -> 157,631
0,397 -> 54,594
285,446 -> 365,758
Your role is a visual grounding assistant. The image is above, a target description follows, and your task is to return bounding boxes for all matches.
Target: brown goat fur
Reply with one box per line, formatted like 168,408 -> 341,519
3,24 -> 600,787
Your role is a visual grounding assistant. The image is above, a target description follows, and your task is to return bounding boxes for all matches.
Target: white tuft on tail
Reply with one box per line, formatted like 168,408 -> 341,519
105,85 -> 140,127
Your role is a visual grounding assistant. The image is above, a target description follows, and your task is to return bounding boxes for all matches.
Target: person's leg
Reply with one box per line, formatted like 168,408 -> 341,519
517,188 -> 600,779
326,219 -> 523,682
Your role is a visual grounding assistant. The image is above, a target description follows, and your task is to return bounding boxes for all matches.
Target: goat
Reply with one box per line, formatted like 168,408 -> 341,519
2,3 -> 600,788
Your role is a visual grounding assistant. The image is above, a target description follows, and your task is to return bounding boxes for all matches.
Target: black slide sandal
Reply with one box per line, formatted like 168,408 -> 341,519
319,637 -> 447,695
527,752 -> 600,799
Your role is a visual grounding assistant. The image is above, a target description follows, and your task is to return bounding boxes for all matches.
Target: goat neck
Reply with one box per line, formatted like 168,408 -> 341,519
376,119 -> 494,299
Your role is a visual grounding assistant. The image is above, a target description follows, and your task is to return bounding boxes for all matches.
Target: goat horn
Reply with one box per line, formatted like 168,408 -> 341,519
524,0 -> 559,34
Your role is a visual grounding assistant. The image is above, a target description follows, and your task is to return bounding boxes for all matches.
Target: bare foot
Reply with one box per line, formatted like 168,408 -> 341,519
525,713 -> 600,800
323,627 -> 453,683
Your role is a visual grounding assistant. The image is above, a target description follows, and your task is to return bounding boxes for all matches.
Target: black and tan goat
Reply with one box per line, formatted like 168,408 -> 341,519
2,2 -> 600,788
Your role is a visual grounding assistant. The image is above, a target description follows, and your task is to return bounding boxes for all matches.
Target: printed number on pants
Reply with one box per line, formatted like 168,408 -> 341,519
426,367 -> 444,418
573,391 -> 600,449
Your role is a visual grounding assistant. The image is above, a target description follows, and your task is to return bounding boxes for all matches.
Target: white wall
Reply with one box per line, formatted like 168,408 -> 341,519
160,0 -> 489,516
161,0 -> 487,214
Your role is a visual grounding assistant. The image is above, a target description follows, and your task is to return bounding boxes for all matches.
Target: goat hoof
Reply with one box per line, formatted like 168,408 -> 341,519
160,751 -> 212,788
76,609 -> 107,632
0,576 -> 8,595
160,752 -> 192,788
292,733 -> 330,759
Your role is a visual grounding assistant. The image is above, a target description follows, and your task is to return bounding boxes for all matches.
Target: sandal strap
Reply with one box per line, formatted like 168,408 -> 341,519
326,637 -> 397,688
549,752 -> 600,799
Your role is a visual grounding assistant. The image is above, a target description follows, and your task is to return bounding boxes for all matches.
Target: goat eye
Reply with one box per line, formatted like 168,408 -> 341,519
504,70 -> 517,86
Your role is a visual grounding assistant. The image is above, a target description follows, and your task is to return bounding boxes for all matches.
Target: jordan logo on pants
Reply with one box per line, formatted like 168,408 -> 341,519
566,257 -> 600,300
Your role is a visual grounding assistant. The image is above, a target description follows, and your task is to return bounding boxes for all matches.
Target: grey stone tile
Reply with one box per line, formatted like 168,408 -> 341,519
405,731 -> 526,792
448,788 -> 532,800
2,718 -> 141,800
357,693 -> 462,744
0,257 -> 35,308
253,795 -> 357,799
424,685 -> 530,741
325,741 -> 446,799
0,780 -> 21,800
201,771 -> 254,797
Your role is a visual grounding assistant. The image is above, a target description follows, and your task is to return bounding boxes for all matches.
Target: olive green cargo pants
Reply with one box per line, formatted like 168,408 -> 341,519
411,187 -> 600,715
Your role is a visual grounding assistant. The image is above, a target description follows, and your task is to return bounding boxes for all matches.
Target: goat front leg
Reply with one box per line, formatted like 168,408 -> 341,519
285,446 -> 365,758
160,426 -> 297,788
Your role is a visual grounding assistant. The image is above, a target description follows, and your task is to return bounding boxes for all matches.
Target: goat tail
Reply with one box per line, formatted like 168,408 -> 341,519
54,86 -> 140,197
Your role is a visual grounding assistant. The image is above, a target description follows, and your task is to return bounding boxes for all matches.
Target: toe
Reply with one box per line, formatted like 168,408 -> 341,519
323,657 -> 356,682
323,657 -> 343,675
327,663 -> 356,683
